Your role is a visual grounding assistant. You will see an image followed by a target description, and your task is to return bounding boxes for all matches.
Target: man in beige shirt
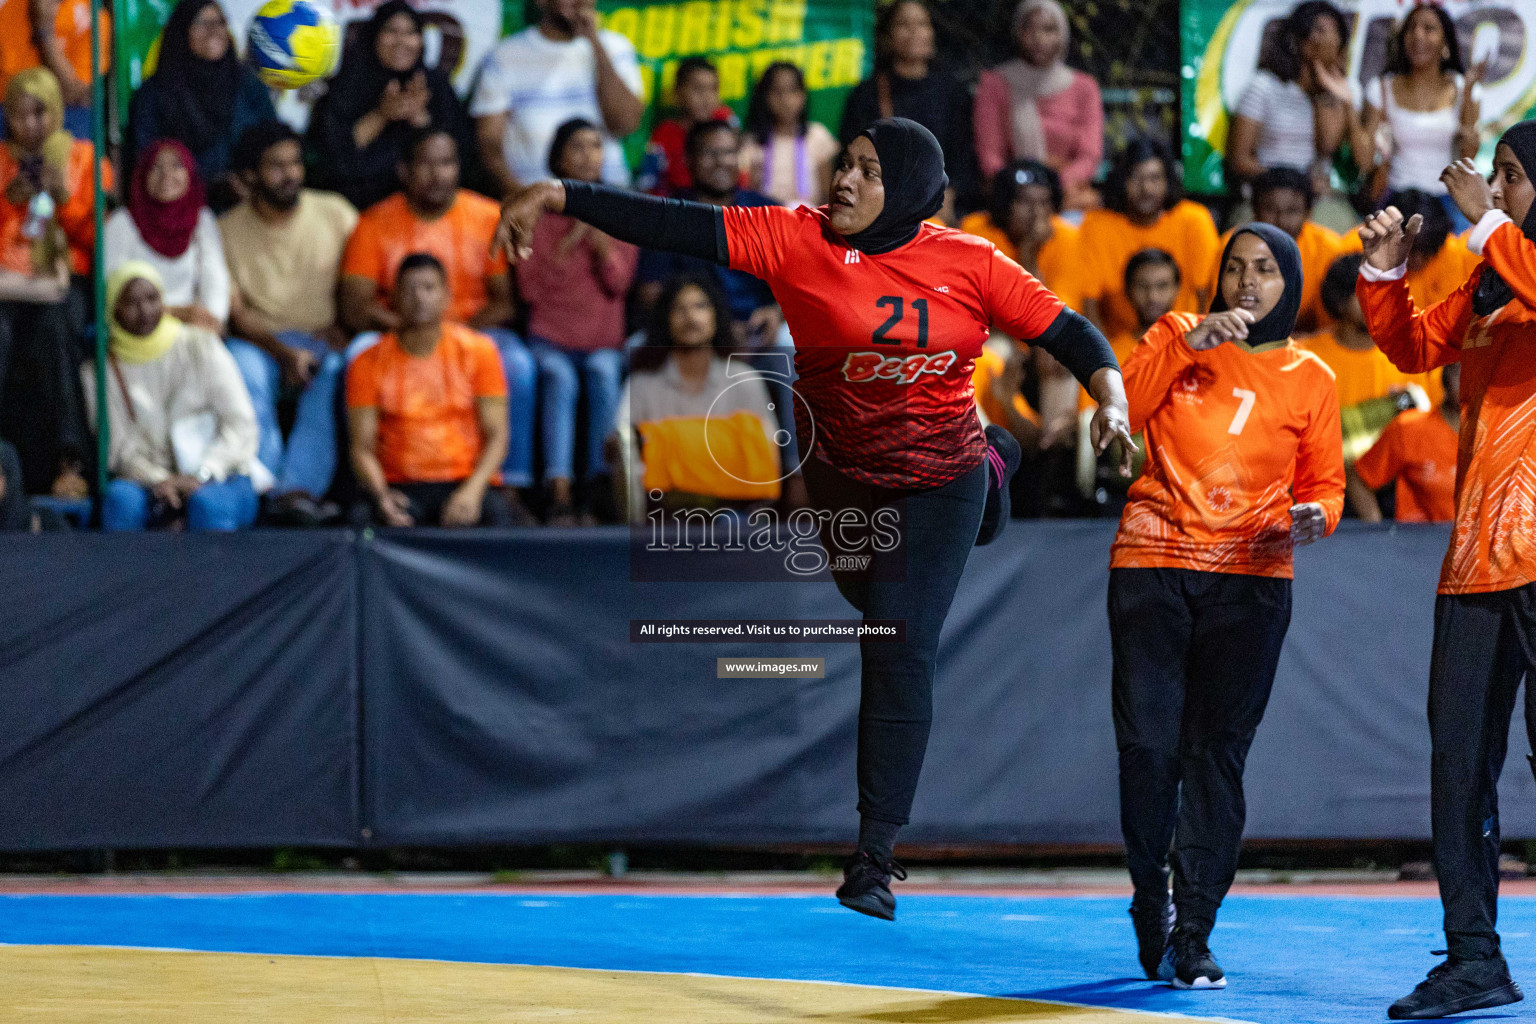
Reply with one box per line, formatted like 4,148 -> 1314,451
221,120 -> 358,523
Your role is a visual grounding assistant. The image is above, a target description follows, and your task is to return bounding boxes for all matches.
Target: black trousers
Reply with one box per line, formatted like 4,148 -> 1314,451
352,482 -> 516,527
1109,566 -> 1292,932
0,297 -> 91,493
801,455 -> 987,825
1428,585 -> 1536,961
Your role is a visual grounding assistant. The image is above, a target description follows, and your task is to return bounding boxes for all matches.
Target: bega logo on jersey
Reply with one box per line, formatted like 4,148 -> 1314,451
841,350 -> 957,384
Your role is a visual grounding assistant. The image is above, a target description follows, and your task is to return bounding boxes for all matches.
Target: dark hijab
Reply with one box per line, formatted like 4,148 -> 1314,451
842,117 -> 948,255
1208,222 -> 1303,347
148,0 -> 242,156
1472,121 -> 1536,316
306,0 -> 470,209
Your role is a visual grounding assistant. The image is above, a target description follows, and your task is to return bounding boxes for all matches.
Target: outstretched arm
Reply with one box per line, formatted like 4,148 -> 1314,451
498,180 -> 726,265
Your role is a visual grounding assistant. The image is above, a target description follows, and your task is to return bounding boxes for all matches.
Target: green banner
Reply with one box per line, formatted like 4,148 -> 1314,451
114,0 -> 872,170
1180,0 -> 1536,195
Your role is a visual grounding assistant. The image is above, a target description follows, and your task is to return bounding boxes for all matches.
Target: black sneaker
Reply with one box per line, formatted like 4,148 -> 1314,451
975,424 -> 1022,546
835,850 -> 908,921
1130,897 -> 1175,980
1162,927 -> 1225,989
1388,952 -> 1522,1019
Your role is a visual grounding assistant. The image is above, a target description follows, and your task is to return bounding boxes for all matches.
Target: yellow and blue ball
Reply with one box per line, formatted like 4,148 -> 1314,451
248,0 -> 341,90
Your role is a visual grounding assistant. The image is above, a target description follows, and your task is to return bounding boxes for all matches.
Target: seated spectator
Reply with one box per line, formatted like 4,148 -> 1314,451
973,0 -> 1103,210
0,66 -> 104,498
518,119 -> 636,526
127,0 -> 277,211
1339,188 -> 1478,310
615,276 -> 780,519
1068,137 -> 1218,343
305,0 -> 475,213
1107,248 -> 1177,365
339,126 -> 535,497
88,263 -> 262,532
1349,362 -> 1459,523
1227,167 -> 1344,333
471,0 -> 642,195
959,160 -> 1078,294
740,62 -> 839,209
345,253 -> 513,528
972,340 -> 1039,453
1354,3 -> 1482,226
104,140 -> 229,336
1304,252 -> 1442,462
839,0 -> 974,215
0,0 -> 109,138
221,121 -> 358,526
1225,1 -> 1355,231
641,56 -> 738,195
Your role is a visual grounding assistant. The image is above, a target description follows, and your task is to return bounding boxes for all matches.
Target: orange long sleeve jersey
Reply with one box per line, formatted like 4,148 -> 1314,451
1357,213 -> 1536,595
1110,312 -> 1345,578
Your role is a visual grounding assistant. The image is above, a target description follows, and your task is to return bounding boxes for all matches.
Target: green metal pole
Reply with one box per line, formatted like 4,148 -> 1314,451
90,0 -> 107,506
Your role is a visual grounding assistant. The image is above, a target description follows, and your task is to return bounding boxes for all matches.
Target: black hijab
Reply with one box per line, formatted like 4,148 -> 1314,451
1472,120 -> 1536,316
842,117 -> 948,255
149,0 -> 242,156
1208,222 -> 1304,348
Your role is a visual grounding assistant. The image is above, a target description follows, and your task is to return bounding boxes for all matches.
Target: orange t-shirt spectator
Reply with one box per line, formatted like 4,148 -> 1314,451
1065,138 -> 1219,343
0,0 -> 108,134
960,160 -> 1079,303
345,254 -> 511,529
1354,406 -> 1459,523
0,67 -> 110,277
340,129 -> 512,332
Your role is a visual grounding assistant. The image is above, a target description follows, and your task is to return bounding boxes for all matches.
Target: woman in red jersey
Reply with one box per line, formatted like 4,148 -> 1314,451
1112,222 -> 1344,991
498,118 -> 1133,921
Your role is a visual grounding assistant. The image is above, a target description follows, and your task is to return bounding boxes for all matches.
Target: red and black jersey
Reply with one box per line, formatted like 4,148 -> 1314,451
723,204 -> 1065,489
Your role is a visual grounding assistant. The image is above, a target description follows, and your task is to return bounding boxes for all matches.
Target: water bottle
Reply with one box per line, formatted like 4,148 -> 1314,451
21,191 -> 53,241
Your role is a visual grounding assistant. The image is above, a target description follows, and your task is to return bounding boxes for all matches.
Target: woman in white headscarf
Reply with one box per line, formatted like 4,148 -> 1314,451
973,0 -> 1104,209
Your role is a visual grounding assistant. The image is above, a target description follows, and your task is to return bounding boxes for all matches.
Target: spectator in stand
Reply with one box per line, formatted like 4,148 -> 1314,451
1350,362 -> 1459,523
1067,137 -> 1219,344
1354,3 -> 1483,228
0,438 -> 28,529
974,0 -> 1103,211
960,160 -> 1077,294
614,275 -> 779,518
221,121 -> 357,526
89,262 -> 262,532
1305,252 -> 1442,463
740,62 -> 839,209
339,126 -> 535,505
1226,1 -> 1356,232
0,66 -> 105,498
104,140 -> 229,336
346,253 -> 513,528
1340,188 -> 1479,310
839,0 -> 974,218
1226,167 -> 1344,334
642,56 -> 738,195
0,0 -> 109,138
471,0 -> 642,195
518,119 -> 636,526
305,0 -> 475,213
127,0 -> 276,211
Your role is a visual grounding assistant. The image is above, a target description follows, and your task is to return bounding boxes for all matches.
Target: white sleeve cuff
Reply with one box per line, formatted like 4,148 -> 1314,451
1358,260 -> 1407,282
1467,209 -> 1513,255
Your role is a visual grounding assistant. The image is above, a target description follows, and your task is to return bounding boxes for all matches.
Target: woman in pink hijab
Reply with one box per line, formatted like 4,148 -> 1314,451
974,0 -> 1104,209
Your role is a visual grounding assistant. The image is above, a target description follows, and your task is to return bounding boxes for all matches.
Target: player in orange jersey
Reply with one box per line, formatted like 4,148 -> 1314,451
1111,222 -> 1344,990
498,118 -> 1134,922
1357,121 -> 1536,1022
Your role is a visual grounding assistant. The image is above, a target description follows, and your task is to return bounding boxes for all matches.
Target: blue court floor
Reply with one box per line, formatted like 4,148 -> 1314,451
2,890 -> 1535,1022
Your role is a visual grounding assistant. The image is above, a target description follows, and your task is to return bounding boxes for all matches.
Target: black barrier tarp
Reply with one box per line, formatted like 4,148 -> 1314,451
0,533 -> 358,848
2,524 -> 1533,850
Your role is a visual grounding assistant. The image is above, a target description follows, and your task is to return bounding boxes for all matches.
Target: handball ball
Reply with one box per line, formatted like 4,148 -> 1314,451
248,0 -> 341,90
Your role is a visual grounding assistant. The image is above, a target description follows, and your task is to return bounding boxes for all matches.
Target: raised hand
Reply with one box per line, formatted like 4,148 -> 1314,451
1184,308 -> 1255,351
1357,206 -> 1423,272
1440,158 -> 1494,224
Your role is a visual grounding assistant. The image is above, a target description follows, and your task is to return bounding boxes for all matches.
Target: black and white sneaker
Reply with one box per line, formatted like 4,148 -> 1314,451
975,424 -> 1022,546
1130,897 -> 1175,980
1161,927 -> 1225,989
835,851 -> 908,921
1388,952 -> 1522,1019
